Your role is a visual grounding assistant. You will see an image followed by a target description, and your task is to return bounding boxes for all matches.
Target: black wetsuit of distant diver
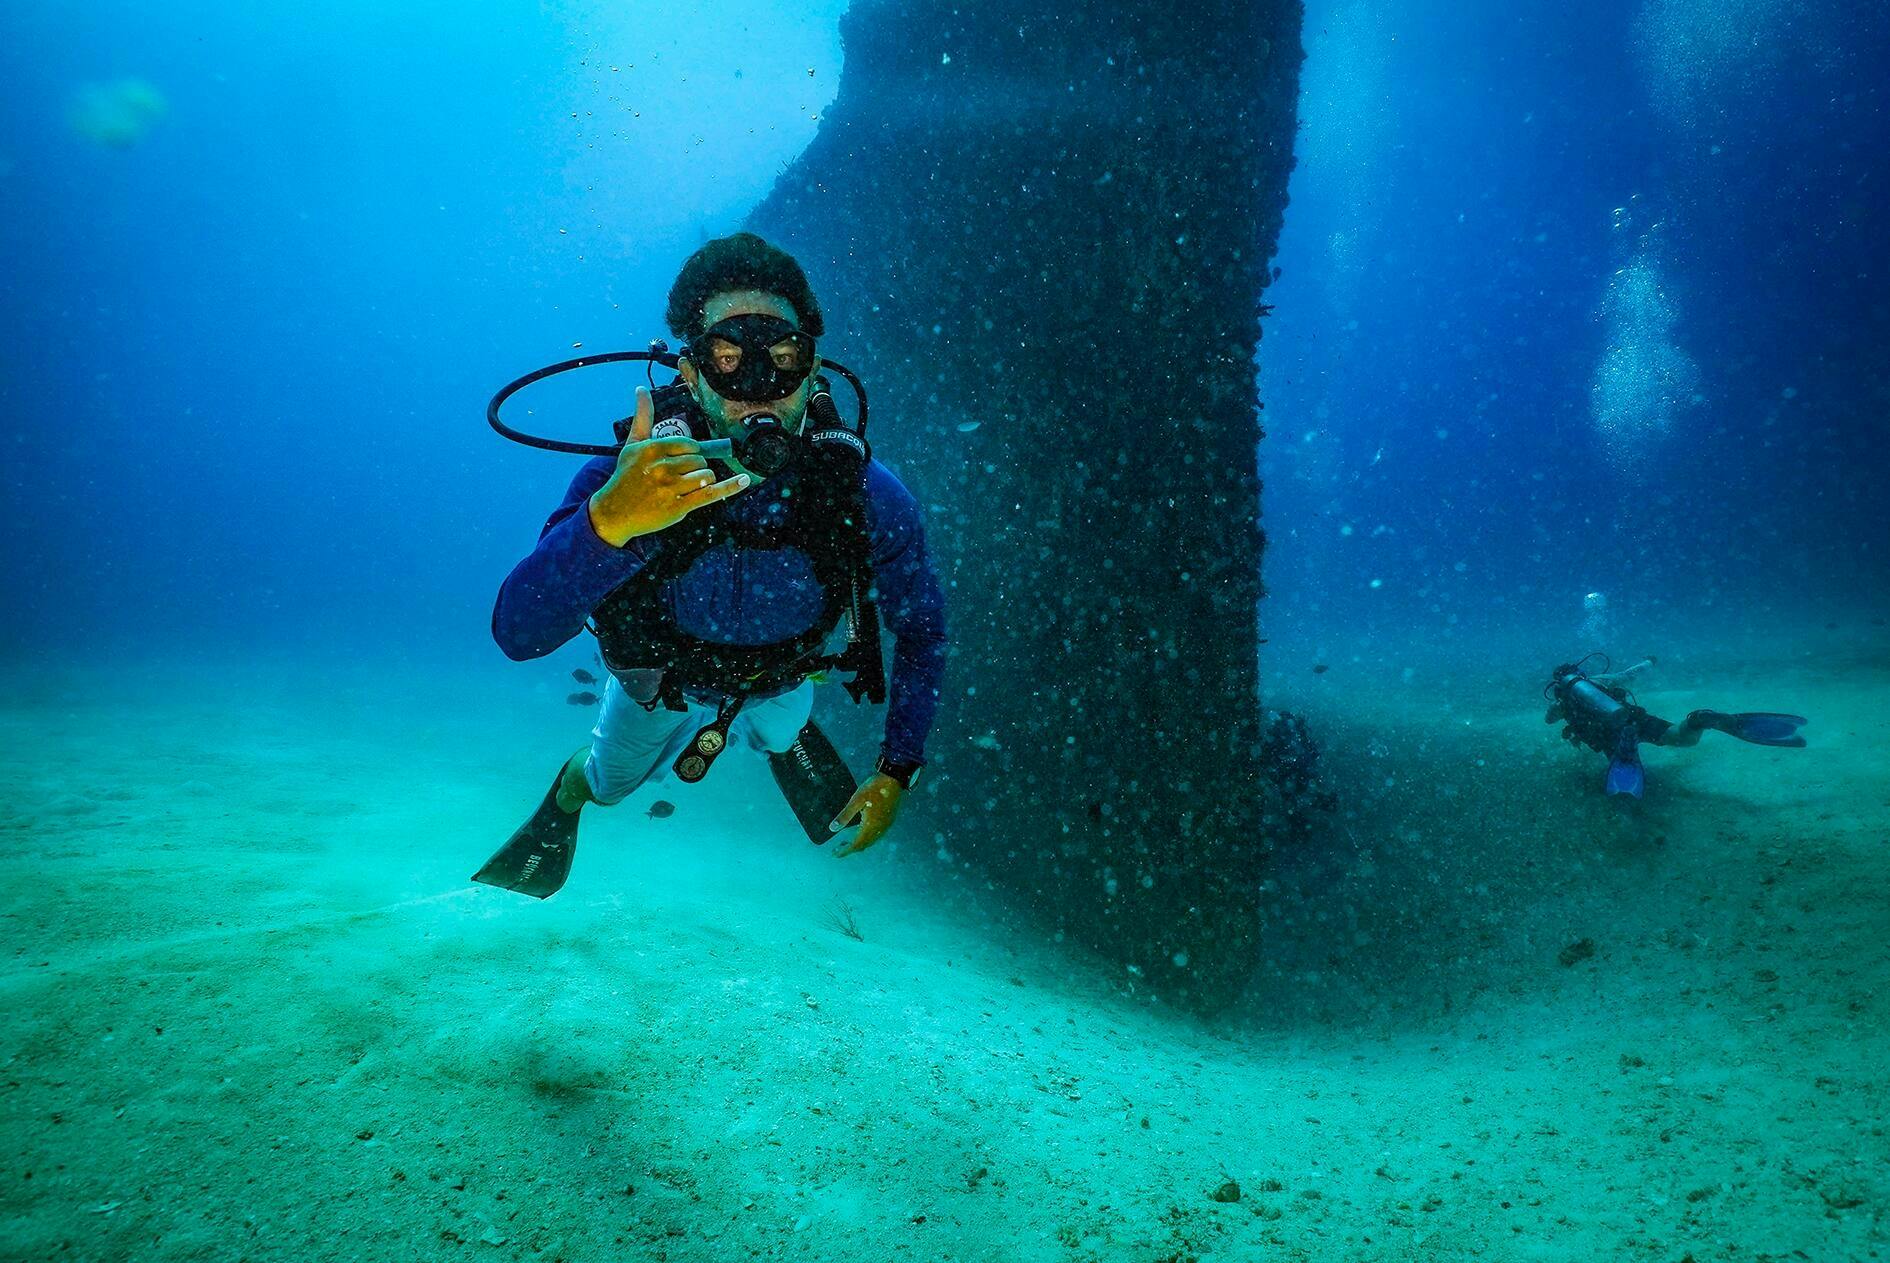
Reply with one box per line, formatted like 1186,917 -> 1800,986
1544,660 -> 1806,799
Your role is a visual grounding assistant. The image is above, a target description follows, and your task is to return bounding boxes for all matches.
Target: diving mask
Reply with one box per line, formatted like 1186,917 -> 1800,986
686,313 -> 817,403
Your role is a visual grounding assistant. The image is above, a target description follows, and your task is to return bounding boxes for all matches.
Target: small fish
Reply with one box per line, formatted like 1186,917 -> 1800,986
646,800 -> 675,819
571,668 -> 601,685
567,691 -> 601,706
1311,664 -> 1329,675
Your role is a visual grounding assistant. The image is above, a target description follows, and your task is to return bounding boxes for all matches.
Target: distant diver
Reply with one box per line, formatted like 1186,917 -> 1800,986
1544,656 -> 1806,799
1259,710 -> 1338,843
474,233 -> 947,898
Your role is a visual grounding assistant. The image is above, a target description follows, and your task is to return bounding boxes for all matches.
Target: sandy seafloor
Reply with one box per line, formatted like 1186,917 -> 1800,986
3,630 -> 1886,1263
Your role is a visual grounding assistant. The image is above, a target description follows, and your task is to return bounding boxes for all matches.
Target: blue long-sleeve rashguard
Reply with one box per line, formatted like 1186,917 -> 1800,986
493,457 -> 947,766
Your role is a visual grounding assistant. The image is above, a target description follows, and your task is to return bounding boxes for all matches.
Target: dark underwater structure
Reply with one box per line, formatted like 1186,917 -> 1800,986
750,4 -> 1304,1011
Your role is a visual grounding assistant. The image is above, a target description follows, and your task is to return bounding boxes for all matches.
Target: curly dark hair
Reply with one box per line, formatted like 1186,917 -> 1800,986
665,232 -> 825,341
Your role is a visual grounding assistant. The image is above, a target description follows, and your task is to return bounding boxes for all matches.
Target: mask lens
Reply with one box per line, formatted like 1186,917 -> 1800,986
769,335 -> 814,373
693,315 -> 813,401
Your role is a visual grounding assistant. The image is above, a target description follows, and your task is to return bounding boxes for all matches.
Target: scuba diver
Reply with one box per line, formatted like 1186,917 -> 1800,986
1259,709 -> 1339,845
475,233 -> 947,897
1543,656 -> 1806,799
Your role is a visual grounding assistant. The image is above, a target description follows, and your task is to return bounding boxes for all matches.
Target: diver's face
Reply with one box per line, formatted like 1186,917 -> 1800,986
679,289 -> 814,436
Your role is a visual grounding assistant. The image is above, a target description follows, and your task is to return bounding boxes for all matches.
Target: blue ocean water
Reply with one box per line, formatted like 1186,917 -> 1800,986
4,0 -> 1883,672
4,1 -> 1888,1259
0,0 -> 848,666
1263,0 -> 1890,662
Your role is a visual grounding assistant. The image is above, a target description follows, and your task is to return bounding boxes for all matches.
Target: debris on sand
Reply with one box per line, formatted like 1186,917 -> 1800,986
1558,938 -> 1597,967
821,896 -> 865,941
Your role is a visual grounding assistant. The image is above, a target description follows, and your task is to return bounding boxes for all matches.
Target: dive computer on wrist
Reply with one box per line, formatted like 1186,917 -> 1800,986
875,755 -> 922,789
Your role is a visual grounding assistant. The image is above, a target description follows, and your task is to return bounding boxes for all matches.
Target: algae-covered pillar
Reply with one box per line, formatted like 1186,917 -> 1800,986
750,4 -> 1302,1010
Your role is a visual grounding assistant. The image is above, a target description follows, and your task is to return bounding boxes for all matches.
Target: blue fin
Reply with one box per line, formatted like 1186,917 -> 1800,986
1605,730 -> 1645,798
1722,712 -> 1807,747
1690,710 -> 1808,748
1605,756 -> 1645,798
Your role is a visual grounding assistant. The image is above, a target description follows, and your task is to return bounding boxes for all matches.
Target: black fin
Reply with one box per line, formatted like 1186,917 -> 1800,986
473,773 -> 580,898
768,721 -> 858,845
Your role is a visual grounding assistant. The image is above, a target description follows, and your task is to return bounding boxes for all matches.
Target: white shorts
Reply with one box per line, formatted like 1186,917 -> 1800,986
582,669 -> 814,806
